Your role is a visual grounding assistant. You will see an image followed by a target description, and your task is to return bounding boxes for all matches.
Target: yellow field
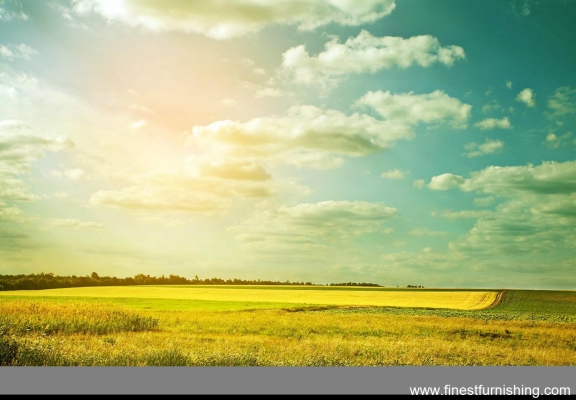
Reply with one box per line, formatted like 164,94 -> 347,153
1,287 -> 576,366
0,286 -> 498,310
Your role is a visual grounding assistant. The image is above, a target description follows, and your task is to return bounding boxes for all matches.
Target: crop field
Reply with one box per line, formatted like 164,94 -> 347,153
1,286 -> 575,366
0,285 -> 500,310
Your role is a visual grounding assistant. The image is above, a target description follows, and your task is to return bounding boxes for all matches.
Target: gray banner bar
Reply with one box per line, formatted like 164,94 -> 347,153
0,367 -> 575,394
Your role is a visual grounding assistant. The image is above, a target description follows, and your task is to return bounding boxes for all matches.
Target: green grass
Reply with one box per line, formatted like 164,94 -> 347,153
491,290 -> 576,315
319,290 -> 576,324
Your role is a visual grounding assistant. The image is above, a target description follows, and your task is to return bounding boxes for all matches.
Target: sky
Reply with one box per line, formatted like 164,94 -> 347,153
1,0 -> 576,289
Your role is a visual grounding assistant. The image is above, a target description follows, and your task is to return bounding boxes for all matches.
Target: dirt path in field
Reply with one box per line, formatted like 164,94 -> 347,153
485,290 -> 507,309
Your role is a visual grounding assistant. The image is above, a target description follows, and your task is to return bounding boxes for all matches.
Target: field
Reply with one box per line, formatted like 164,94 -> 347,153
1,286 -> 575,366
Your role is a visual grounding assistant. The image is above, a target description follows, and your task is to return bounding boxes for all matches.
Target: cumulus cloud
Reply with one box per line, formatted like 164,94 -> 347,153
241,81 -> 286,98
547,86 -> 576,120
130,119 -> 147,130
522,3 -> 530,16
51,192 -> 70,199
428,160 -> 576,197
47,218 -> 106,230
0,202 -> 29,223
129,104 -> 153,113
544,132 -> 573,149
282,30 -> 465,89
459,160 -> 576,196
0,6 -> 28,21
408,227 -> 447,236
412,179 -> 425,189
481,100 -> 505,114
190,105 -> 403,159
198,161 -> 271,181
189,91 -> 470,171
474,117 -> 512,130
400,160 -> 576,278
89,170 -> 280,214
432,210 -> 493,219
427,173 -> 465,190
463,139 -> 504,158
516,88 -> 536,107
381,168 -> 408,179
355,90 -> 471,129
0,120 -> 74,201
72,0 -> 396,39
64,168 -> 86,180
228,200 -> 398,252
448,197 -> 576,256
506,81 -> 512,89
0,44 -> 38,61
473,196 -> 494,206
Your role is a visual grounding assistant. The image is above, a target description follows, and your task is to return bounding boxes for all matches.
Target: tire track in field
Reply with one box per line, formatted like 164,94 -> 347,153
466,291 -> 506,310
485,290 -> 507,309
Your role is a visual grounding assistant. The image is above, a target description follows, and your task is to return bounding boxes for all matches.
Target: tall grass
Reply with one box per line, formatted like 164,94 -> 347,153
0,289 -> 575,366
0,300 -> 159,335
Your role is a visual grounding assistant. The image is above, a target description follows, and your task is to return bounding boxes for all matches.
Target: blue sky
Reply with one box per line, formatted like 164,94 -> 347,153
1,0 -> 575,289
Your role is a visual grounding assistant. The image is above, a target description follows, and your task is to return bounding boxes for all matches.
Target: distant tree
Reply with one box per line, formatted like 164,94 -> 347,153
91,272 -> 100,280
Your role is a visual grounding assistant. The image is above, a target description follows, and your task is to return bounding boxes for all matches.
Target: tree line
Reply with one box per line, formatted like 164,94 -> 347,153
0,272 -> 383,291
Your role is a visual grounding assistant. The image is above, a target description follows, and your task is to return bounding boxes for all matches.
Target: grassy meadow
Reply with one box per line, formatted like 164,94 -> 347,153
1,286 -> 575,366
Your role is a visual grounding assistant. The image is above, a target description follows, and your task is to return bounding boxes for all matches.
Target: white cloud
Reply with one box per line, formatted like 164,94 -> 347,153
51,192 -> 70,199
0,202 -> 29,223
395,160 -> 576,280
544,132 -> 573,149
282,30 -> 465,89
130,119 -> 147,130
516,88 -> 536,107
198,161 -> 271,181
240,57 -> 255,68
481,100 -> 504,114
47,218 -> 106,230
408,228 -> 447,236
64,168 -> 86,180
49,2 -> 75,21
189,91 -> 470,172
547,86 -> 576,120
0,44 -> 38,61
129,104 -> 153,113
0,6 -> 28,21
72,0 -> 396,40
381,168 -> 408,180
474,117 -> 512,130
0,120 -> 74,201
448,195 -> 576,257
473,196 -> 494,206
242,81 -> 286,98
355,90 -> 471,129
189,105 -> 405,159
522,3 -> 530,16
427,173 -> 465,190
89,170 -> 284,214
428,160 -> 576,197
412,179 -> 425,189
463,139 -> 504,158
506,81 -> 512,89
228,200 -> 398,252
433,210 -> 493,219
